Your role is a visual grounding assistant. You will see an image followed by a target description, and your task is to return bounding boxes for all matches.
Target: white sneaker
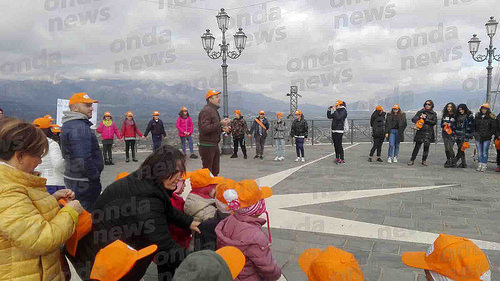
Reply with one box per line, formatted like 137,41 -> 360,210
279,156 -> 285,161
476,163 -> 482,171
387,157 -> 392,164
274,156 -> 279,161
481,163 -> 487,172
393,157 -> 398,163
301,157 -> 305,162
295,157 -> 300,162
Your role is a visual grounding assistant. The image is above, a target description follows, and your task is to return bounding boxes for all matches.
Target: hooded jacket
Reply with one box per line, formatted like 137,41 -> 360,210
327,106 -> 348,132
199,103 -> 222,145
0,163 -> 78,281
176,116 -> 194,138
273,120 -> 286,139
384,112 -> 407,142
474,112 -> 497,142
411,108 -> 437,143
145,118 -> 167,137
36,138 -> 65,186
249,118 -> 270,137
216,213 -> 281,281
290,117 -> 308,138
172,250 -> 234,281
370,110 -> 386,138
60,111 -> 104,181
96,121 -> 120,140
231,117 -> 248,138
496,114 -> 500,139
184,193 -> 217,222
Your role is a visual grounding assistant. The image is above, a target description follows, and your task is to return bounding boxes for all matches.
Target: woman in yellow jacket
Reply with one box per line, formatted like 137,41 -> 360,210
0,118 -> 83,281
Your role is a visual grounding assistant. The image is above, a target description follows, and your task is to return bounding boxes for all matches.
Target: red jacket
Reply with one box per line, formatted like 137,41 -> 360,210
121,120 -> 143,138
176,116 -> 194,137
96,122 -> 121,140
169,193 -> 191,249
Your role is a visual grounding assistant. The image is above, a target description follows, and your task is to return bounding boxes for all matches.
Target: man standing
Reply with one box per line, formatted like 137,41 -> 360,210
198,90 -> 230,176
230,110 -> 248,159
60,92 -> 103,211
248,110 -> 270,159
144,111 -> 167,151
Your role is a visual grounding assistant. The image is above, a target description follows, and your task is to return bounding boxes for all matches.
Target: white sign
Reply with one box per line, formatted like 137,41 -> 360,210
56,99 -> 98,129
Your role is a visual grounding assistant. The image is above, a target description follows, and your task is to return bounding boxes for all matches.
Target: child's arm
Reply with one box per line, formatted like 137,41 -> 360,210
247,241 -> 282,281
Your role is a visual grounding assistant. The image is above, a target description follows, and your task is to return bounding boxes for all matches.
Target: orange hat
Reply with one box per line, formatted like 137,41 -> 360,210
495,139 -> 500,150
50,124 -> 61,133
58,199 -> 92,257
181,107 -> 188,112
182,171 -> 191,180
206,89 -> 221,100
90,240 -> 158,281
299,246 -> 364,281
234,110 -> 242,115
216,246 -> 246,279
335,100 -> 343,106
277,112 -> 283,117
115,172 -> 129,181
295,110 -> 302,115
189,168 -> 224,189
480,103 -> 491,109
218,179 -> 272,209
126,111 -> 134,117
392,104 -> 400,109
44,115 -> 54,120
259,110 -> 265,115
402,233 -> 490,281
69,92 -> 98,106
33,117 -> 52,129
103,112 -> 112,117
153,111 -> 160,116
376,105 -> 384,111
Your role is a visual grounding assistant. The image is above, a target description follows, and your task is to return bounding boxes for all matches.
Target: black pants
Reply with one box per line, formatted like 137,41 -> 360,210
64,178 -> 102,211
255,135 -> 266,156
455,139 -> 466,165
443,135 -> 455,160
411,140 -> 431,161
369,137 -> 384,157
233,136 -> 247,156
152,134 -> 163,151
497,148 -> 500,166
332,133 -> 344,160
102,140 -> 113,161
125,139 -> 136,159
199,145 -> 220,176
295,137 -> 305,157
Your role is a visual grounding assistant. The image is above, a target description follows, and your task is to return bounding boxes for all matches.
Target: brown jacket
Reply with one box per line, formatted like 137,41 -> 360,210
198,103 -> 222,145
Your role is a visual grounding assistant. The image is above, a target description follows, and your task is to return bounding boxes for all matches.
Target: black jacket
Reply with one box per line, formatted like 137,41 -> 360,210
249,117 -> 270,137
144,118 -> 167,137
455,112 -> 474,141
370,110 -> 386,138
327,107 -> 348,131
290,118 -> 308,138
474,113 -> 496,142
497,114 -> 500,139
385,113 -> 407,142
412,109 -> 437,142
69,171 -> 194,281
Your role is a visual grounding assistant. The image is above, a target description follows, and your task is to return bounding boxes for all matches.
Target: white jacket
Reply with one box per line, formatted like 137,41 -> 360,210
37,138 -> 65,186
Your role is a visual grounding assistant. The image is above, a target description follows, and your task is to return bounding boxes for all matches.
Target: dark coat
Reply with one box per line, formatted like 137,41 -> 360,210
144,118 -> 166,137
370,110 -> 386,138
497,114 -> 500,139
69,171 -> 194,281
385,113 -> 407,142
198,103 -> 222,145
412,109 -> 437,143
474,113 -> 496,142
441,113 -> 456,138
249,117 -> 270,137
230,117 -> 248,138
290,118 -> 308,138
454,112 -> 474,141
327,107 -> 348,131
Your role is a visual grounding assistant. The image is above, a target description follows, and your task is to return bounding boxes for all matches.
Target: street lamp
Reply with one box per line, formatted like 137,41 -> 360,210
468,16 -> 500,104
201,8 -> 247,154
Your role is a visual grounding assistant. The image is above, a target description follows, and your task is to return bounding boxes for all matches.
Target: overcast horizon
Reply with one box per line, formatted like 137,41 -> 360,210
1,0 -> 499,106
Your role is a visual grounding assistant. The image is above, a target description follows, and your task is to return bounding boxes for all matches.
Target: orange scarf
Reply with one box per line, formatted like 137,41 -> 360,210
254,118 -> 267,130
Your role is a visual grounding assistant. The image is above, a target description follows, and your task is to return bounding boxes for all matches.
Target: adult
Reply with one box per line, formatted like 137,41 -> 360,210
473,103 -> 496,172
176,107 -> 198,159
249,110 -> 270,160
61,92 -> 103,211
230,110 -> 248,159
369,106 -> 386,162
70,145 -> 201,281
291,110 -> 308,162
121,111 -> 145,162
0,117 -> 82,281
441,102 -> 457,168
145,111 -> 167,151
96,111 -> 121,165
453,104 -> 474,168
408,100 -> 437,166
385,104 -> 407,163
327,100 -> 348,164
198,90 -> 231,176
33,116 -> 65,194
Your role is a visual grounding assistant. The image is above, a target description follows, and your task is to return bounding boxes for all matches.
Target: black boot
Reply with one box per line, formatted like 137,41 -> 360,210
230,153 -> 238,158
109,158 -> 114,165
444,158 -> 451,168
126,158 -> 130,163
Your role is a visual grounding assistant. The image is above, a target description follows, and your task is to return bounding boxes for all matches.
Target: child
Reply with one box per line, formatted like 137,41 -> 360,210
299,247 -> 364,281
176,107 -> 198,159
215,179 -> 282,281
96,112 -> 121,165
291,110 -> 308,162
144,111 -> 166,151
273,112 -> 286,161
369,106 -> 385,163
230,110 -> 248,159
184,168 -> 225,222
169,173 -> 192,249
120,111 -> 145,162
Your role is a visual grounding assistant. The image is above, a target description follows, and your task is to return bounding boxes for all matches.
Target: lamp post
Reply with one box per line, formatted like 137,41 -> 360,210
468,16 -> 500,104
201,8 -> 247,154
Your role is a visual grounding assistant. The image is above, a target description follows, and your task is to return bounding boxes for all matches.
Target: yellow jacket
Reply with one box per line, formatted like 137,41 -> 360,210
0,163 -> 78,281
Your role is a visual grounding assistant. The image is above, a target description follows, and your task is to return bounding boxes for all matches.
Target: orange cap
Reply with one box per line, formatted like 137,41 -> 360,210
218,179 -> 272,209
153,111 -> 160,116
44,115 -> 54,120
216,246 -> 246,279
69,92 -> 98,105
234,110 -> 242,115
181,107 -> 188,112
103,112 -> 112,117
392,104 -> 400,109
402,234 -> 490,281
50,124 -> 61,133
57,199 -> 92,257
480,103 -> 491,109
115,172 -> 129,181
206,89 -> 221,100
335,100 -> 343,106
189,168 -> 225,189
299,246 -> 364,281
182,171 -> 191,180
277,112 -> 283,117
126,111 -> 134,117
90,240 -> 158,281
259,110 -> 265,115
376,105 -> 384,111
33,117 -> 52,129
295,110 -> 302,115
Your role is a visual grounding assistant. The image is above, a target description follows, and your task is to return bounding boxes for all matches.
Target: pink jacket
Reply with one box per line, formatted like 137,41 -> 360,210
176,116 -> 194,137
215,213 -> 281,281
96,121 -> 121,140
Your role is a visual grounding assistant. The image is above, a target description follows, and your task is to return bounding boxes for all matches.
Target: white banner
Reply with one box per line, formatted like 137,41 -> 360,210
56,99 -> 98,129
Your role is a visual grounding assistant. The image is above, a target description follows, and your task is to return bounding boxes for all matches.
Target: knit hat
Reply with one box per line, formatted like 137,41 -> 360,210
189,168 -> 224,189
376,105 -> 384,111
299,246 -> 364,281
33,117 -> 52,129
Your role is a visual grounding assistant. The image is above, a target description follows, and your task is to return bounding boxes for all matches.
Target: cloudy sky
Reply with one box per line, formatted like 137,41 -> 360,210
0,0 -> 499,105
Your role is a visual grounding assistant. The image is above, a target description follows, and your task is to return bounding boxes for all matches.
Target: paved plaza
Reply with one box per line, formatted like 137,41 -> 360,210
74,142 -> 500,281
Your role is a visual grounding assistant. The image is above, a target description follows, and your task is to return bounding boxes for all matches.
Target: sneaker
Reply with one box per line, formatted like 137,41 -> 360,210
295,157 -> 300,162
335,158 -> 340,164
126,158 -> 130,163
476,163 -> 482,171
132,158 -> 138,162
480,163 -> 487,172
301,157 -> 305,162
259,156 -> 264,160
393,157 -> 398,163
231,154 -> 238,159
243,155 -> 248,159
279,156 -> 285,161
190,154 -> 198,159
496,166 -> 500,172
274,156 -> 279,161
458,163 -> 467,168
421,161 -> 428,166
339,160 -> 345,164
387,157 -> 392,164
368,157 -> 373,162
407,161 -> 414,166
376,158 -> 383,162
254,155 -> 259,159
109,159 -> 114,165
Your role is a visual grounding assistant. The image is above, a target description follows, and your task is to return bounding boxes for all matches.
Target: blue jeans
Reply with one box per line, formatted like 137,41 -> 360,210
476,140 -> 491,164
295,137 -> 305,157
181,136 -> 194,155
274,139 -> 285,157
388,129 -> 400,158
152,134 -> 163,151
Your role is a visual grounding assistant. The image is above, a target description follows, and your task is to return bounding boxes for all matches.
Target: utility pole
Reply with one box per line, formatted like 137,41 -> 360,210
286,86 -> 301,118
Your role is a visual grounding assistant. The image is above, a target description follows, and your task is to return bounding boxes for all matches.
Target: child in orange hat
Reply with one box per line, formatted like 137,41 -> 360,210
120,111 -> 145,162
184,168 -> 226,222
215,179 -> 281,281
299,246 -> 364,281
